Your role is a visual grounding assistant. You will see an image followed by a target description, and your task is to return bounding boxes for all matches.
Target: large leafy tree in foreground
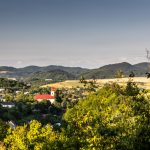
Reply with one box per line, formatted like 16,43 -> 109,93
63,83 -> 150,150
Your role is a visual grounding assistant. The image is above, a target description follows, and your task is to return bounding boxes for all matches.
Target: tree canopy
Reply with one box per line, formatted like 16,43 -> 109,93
1,82 -> 150,150
63,83 -> 150,149
4,120 -> 59,150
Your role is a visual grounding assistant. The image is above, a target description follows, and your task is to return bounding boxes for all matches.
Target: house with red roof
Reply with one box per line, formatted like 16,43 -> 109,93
34,88 -> 56,103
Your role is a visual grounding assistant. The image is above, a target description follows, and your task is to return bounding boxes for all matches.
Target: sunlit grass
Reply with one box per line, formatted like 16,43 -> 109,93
42,77 -> 150,89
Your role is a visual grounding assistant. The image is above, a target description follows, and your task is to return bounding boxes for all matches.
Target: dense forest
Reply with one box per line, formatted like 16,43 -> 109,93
0,79 -> 150,149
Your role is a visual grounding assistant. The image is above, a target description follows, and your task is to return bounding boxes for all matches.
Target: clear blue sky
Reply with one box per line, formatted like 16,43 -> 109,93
0,0 -> 150,68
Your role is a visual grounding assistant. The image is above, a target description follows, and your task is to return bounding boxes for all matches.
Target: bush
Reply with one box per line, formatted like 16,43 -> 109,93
125,80 -> 140,96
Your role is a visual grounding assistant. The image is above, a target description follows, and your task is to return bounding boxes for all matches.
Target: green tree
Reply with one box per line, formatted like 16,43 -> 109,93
80,76 -> 97,92
63,83 -> 150,149
115,70 -> 124,78
0,119 -> 8,141
129,71 -> 135,78
125,79 -> 139,96
4,120 -> 59,150
55,90 -> 62,103
79,76 -> 87,87
4,94 -> 14,101
15,92 -> 25,102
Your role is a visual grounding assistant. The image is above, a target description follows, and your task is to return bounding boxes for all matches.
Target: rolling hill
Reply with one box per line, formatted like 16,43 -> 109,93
25,70 -> 76,82
80,62 -> 150,79
0,62 -> 149,81
0,65 -> 88,80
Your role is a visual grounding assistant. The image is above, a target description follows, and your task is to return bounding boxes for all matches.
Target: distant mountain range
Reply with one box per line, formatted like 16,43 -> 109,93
0,62 -> 149,81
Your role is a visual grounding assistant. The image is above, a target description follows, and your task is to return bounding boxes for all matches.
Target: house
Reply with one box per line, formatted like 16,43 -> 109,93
0,98 -> 6,102
0,102 -> 15,108
7,121 -> 16,129
24,92 -> 29,95
7,78 -> 17,81
34,88 -> 56,103
45,79 -> 53,81
16,91 -> 21,94
55,123 -> 61,126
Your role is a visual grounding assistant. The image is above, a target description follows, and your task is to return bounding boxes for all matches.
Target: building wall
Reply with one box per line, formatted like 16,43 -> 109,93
37,99 -> 55,104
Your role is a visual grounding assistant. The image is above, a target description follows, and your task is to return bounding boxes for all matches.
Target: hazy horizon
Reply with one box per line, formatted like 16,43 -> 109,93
0,61 -> 149,70
1,0 -> 150,68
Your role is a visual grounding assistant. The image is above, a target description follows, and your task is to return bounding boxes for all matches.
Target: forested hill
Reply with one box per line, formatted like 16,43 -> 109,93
0,65 -> 88,80
80,62 -> 150,79
0,62 -> 149,80
25,70 -> 76,82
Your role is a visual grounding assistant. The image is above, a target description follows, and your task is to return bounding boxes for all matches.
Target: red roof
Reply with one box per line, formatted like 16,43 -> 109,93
34,94 -> 55,100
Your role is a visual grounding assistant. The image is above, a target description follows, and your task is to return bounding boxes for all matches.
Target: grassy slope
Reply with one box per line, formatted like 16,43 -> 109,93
42,77 -> 150,89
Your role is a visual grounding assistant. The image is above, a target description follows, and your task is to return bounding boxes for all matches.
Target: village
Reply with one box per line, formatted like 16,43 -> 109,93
0,77 -> 90,128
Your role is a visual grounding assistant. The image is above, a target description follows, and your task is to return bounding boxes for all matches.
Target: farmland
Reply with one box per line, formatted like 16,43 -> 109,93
42,77 -> 150,89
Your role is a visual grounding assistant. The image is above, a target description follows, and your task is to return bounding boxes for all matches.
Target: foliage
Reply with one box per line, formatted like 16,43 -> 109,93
4,94 -> 14,101
0,119 -> 8,141
55,90 -> 63,103
80,76 -> 98,92
15,92 -> 34,102
125,79 -> 140,96
115,69 -> 124,78
0,78 -> 27,91
129,71 -> 135,77
1,80 -> 150,149
4,120 -> 59,150
63,83 -> 150,149
0,142 -> 6,150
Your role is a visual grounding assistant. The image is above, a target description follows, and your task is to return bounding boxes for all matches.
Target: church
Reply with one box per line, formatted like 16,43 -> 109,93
34,88 -> 56,104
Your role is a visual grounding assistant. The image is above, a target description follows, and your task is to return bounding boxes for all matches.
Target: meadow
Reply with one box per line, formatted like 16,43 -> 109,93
42,77 -> 150,89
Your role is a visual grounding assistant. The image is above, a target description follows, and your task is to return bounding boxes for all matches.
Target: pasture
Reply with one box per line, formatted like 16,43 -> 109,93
42,77 -> 150,89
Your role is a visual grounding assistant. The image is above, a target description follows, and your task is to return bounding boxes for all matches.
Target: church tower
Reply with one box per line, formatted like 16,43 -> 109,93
51,87 -> 56,96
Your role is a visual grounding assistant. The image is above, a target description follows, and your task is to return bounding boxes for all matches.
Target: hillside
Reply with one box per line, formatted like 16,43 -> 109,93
0,66 -> 17,72
80,62 -> 150,79
25,70 -> 76,82
0,65 -> 88,80
0,62 -> 149,81
42,77 -> 150,89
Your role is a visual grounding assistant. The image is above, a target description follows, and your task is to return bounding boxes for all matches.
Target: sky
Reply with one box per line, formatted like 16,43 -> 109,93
0,0 -> 150,68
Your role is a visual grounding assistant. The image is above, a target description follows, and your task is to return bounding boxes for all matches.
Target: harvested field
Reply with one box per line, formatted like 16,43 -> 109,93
42,77 -> 150,89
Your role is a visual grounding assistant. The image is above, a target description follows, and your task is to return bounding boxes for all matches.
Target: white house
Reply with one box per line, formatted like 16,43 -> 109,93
0,102 -> 15,108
